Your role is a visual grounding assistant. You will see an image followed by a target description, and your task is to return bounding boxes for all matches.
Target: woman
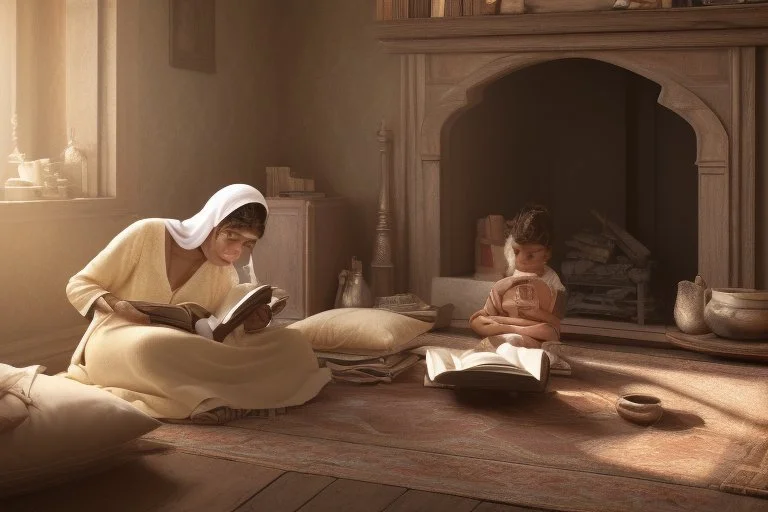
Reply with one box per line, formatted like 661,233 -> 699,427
64,184 -> 331,420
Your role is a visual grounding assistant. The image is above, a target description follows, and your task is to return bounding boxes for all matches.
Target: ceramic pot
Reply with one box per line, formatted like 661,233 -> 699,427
704,288 -> 768,340
17,161 -> 41,185
673,275 -> 710,335
616,394 -> 663,426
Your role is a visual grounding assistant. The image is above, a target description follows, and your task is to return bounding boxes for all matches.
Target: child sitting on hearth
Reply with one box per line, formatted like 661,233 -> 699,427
470,204 -> 567,359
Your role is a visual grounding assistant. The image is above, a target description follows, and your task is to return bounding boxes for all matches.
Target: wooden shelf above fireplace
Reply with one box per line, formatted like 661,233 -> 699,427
376,4 -> 768,51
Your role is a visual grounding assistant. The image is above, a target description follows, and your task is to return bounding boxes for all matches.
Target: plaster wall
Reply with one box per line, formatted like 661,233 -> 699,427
0,0 -> 282,368
276,0 -> 400,271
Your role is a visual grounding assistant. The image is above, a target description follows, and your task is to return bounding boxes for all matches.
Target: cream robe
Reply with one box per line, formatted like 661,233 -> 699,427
64,218 -> 331,419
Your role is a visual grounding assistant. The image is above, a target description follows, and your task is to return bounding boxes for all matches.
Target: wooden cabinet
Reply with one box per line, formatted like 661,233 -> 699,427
250,197 -> 352,319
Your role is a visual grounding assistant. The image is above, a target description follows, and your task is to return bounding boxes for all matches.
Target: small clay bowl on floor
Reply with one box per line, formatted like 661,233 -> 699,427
616,394 -> 663,426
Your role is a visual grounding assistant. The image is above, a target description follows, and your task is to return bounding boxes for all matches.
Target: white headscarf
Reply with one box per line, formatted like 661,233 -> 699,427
164,184 -> 269,250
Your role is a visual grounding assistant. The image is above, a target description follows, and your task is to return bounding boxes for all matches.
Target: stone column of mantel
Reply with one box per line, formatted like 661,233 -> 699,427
371,120 -> 395,300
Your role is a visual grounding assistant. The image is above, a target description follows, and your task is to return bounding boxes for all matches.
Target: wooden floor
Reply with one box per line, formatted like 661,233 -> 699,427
1,450 -> 546,512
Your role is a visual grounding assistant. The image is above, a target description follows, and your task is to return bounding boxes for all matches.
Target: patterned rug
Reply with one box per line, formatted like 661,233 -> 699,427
144,342 -> 768,511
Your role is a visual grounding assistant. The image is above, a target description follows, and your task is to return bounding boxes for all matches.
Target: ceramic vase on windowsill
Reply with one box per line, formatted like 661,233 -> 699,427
62,129 -> 87,197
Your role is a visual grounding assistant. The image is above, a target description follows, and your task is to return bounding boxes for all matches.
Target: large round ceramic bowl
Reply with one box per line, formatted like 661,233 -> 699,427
704,288 -> 768,340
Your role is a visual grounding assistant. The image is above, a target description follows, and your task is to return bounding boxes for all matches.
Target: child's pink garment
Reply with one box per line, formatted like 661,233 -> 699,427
470,267 -> 565,347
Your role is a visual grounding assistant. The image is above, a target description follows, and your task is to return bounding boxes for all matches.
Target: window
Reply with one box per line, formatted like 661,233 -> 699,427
1,0 -> 104,203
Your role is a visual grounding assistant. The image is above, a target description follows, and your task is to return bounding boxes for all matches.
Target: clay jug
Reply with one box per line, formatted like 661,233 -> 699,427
340,270 -> 373,308
673,275 -> 710,335
338,257 -> 373,308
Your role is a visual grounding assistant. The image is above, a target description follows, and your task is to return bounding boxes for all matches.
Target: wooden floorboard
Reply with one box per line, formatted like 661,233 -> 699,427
473,503 -> 554,512
383,489 -> 480,511
236,472 -> 335,512
296,478 -> 407,512
0,450 -> 283,512
1,449 -> 757,512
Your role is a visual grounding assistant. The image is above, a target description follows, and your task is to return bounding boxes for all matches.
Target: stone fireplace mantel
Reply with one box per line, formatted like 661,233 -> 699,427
378,5 -> 765,304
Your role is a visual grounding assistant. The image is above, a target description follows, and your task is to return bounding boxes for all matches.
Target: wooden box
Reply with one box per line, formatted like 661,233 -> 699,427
251,197 -> 352,319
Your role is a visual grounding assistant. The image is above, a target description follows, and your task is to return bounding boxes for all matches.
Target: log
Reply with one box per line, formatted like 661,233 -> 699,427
572,231 -> 616,251
591,210 -> 651,268
565,240 -> 612,263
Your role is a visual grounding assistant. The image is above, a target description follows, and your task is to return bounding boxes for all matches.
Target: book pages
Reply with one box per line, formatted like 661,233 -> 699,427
425,343 -> 548,388
215,283 -> 272,325
496,343 -> 544,381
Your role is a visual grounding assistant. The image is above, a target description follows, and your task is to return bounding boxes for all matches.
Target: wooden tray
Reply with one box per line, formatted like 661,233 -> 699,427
666,330 -> 768,362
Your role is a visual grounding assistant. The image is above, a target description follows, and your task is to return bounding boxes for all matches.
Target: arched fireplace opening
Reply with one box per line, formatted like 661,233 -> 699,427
439,58 -> 698,326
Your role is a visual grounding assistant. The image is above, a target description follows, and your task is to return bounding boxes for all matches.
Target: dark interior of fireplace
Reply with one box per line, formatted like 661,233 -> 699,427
440,58 -> 699,325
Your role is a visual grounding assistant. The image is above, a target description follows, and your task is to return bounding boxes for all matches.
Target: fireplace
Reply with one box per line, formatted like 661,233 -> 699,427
378,7 -> 762,339
440,58 -> 699,326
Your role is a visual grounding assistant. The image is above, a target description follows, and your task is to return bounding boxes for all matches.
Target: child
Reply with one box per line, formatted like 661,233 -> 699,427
470,204 -> 566,348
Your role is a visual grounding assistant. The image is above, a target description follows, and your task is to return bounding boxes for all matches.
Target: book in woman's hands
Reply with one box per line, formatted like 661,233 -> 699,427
424,342 -> 550,392
130,284 -> 286,341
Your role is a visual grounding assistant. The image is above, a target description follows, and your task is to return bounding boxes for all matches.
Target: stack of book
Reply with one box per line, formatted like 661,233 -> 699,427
265,167 -> 325,198
316,352 -> 421,384
373,293 -> 454,329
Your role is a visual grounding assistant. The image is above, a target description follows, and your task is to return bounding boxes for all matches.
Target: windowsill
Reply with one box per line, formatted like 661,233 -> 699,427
0,195 -> 136,224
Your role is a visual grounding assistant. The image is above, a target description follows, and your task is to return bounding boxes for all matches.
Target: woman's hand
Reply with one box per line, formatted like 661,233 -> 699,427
112,300 -> 151,325
243,303 -> 272,333
95,294 -> 150,325
95,294 -> 149,324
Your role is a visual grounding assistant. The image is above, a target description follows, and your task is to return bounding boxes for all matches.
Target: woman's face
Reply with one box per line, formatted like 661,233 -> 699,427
201,225 -> 259,266
510,241 -> 551,275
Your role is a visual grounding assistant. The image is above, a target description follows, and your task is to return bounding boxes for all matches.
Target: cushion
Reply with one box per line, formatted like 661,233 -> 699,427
0,363 -> 161,497
0,364 -> 38,434
287,308 -> 433,356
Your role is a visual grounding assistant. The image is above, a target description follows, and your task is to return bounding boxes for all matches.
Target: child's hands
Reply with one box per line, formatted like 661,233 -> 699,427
518,306 -> 547,322
519,306 -> 561,331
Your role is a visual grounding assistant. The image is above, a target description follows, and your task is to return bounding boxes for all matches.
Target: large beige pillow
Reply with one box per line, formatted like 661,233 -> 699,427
0,364 -> 161,497
0,364 -> 37,433
287,308 -> 433,356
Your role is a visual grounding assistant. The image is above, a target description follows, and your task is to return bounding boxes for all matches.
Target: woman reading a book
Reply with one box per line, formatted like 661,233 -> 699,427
63,184 -> 330,421
470,204 -> 566,348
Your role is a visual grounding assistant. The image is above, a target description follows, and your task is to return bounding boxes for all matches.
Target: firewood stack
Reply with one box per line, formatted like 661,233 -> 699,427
561,211 -> 654,324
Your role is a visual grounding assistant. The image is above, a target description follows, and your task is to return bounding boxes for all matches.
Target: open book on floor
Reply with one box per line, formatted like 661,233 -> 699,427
424,342 -> 550,392
129,284 -> 288,342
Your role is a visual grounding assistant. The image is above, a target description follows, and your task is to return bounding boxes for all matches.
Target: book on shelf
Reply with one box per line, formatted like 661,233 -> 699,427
393,0 -> 409,19
445,0 -> 463,16
424,341 -> 550,392
431,0 -> 445,17
129,284 -> 288,342
377,0 -> 394,20
409,0 -> 432,17
265,167 -> 316,198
